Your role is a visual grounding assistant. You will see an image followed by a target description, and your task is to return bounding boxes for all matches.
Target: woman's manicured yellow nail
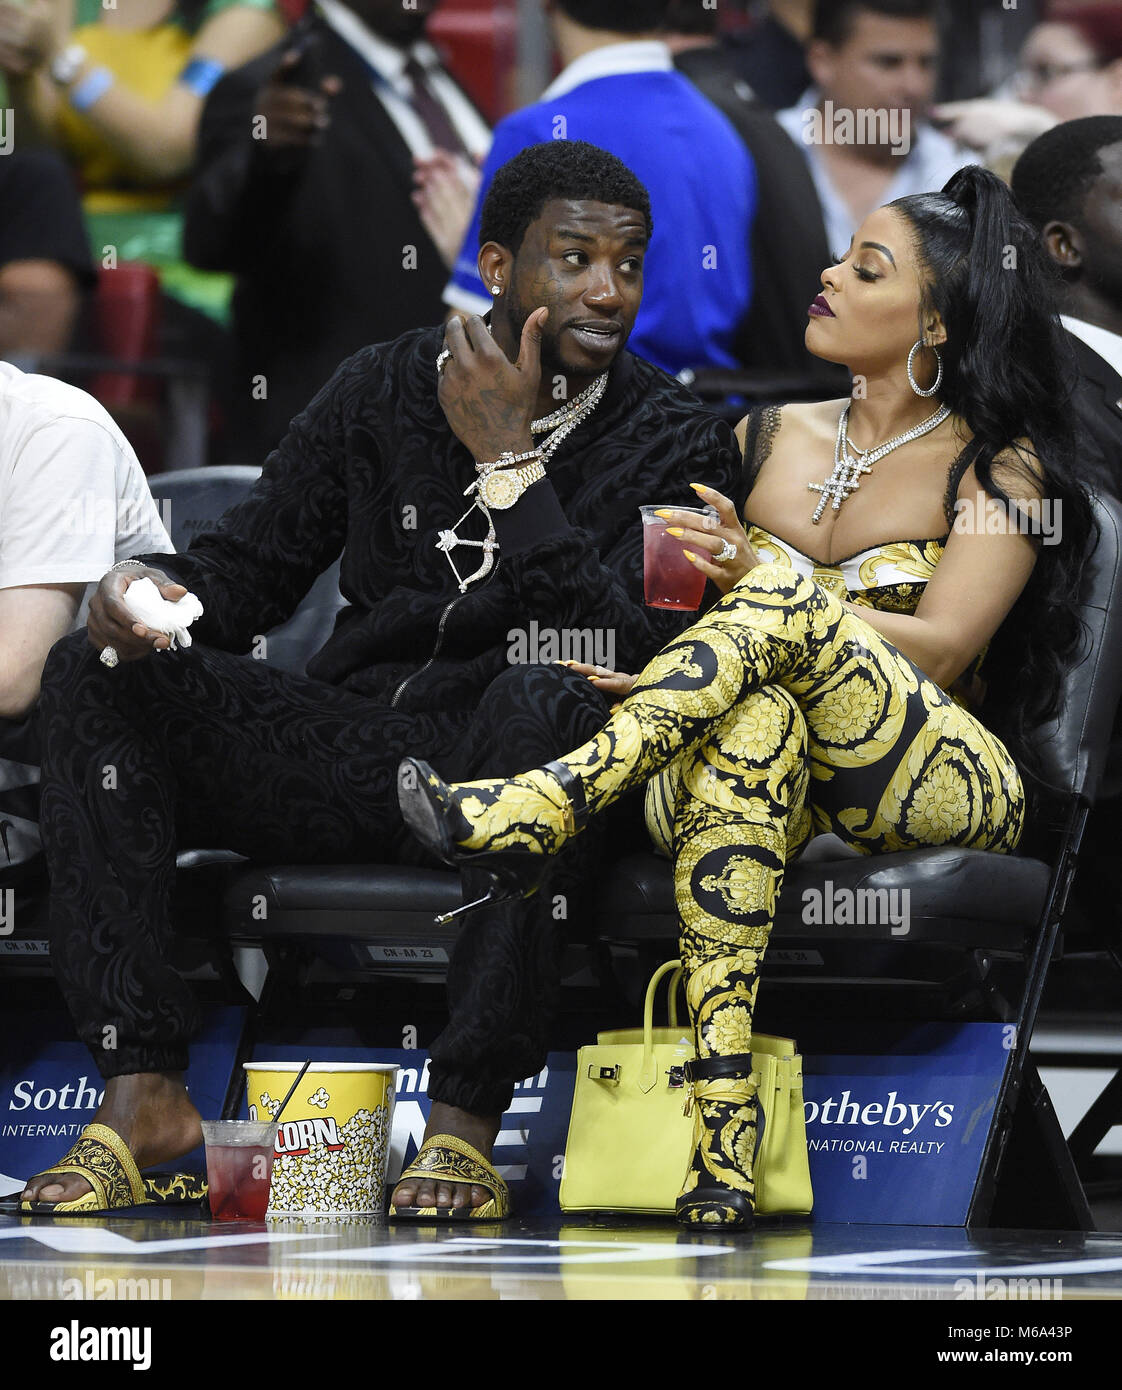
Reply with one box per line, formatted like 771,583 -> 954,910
690,483 -> 710,494
666,527 -> 684,537
654,509 -> 672,518
683,549 -> 698,562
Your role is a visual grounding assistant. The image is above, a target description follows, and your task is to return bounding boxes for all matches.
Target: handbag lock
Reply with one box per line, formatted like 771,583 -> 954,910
589,1064 -> 620,1084
666,1065 -> 687,1089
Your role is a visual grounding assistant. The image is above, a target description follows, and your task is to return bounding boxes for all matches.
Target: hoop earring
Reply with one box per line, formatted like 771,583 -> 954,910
908,340 -> 943,397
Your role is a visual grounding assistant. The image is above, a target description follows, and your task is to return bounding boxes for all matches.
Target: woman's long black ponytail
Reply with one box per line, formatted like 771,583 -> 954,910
891,166 -> 1096,799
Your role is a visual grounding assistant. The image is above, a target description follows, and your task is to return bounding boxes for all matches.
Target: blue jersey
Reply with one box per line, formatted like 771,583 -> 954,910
447,70 -> 757,374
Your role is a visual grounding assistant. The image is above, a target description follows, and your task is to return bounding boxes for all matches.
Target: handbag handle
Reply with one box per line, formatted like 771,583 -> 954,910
640,959 -> 686,1091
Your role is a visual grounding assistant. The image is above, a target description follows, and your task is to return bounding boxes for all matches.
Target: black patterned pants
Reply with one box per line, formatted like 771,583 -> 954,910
36,632 -> 610,1114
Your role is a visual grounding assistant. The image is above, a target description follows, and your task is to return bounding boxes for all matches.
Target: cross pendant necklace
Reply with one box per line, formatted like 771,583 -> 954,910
809,401 -> 951,524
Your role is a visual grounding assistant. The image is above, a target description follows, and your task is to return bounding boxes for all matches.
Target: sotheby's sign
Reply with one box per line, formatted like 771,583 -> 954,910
802,1021 -> 1009,1224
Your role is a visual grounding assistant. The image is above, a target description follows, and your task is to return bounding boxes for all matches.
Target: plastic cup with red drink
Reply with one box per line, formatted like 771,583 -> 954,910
640,503 -> 719,610
201,1119 -> 279,1221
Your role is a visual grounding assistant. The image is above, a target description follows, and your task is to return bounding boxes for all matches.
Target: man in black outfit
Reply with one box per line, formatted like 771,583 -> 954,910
1012,116 -> 1122,953
1013,116 -> 1122,498
21,143 -> 739,1216
183,0 -> 490,461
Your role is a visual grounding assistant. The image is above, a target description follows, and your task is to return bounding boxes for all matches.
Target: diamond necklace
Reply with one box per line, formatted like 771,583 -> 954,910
809,401 -> 951,524
434,372 -> 609,592
531,373 -> 608,462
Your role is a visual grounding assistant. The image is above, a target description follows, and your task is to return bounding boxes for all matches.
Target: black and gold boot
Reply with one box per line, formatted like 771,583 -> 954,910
397,757 -> 589,921
675,1054 -> 758,1229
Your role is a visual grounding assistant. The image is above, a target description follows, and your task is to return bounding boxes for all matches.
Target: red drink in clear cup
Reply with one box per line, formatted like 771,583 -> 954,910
201,1120 -> 277,1221
640,504 -> 715,610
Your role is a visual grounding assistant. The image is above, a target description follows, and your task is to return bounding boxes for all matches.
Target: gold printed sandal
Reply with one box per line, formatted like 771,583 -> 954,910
142,1171 -> 209,1204
388,1133 -> 510,1221
21,1122 -> 149,1216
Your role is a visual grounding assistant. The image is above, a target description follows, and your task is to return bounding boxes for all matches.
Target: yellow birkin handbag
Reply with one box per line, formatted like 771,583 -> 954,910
559,959 -> 813,1216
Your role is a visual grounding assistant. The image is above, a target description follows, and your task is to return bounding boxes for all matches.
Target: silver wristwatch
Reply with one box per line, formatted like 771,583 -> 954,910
476,459 -> 547,510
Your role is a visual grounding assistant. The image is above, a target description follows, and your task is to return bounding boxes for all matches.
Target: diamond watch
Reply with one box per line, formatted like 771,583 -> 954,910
476,458 -> 546,510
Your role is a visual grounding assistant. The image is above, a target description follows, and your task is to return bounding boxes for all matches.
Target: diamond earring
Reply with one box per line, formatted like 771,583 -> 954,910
907,339 -> 943,397
490,285 -> 502,297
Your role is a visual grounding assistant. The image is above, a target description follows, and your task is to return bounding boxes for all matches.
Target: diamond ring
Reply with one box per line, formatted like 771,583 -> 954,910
714,539 -> 737,564
436,347 -> 452,374
99,645 -> 120,669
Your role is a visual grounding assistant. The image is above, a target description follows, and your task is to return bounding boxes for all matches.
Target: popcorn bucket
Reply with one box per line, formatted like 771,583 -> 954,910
244,1062 -> 399,1216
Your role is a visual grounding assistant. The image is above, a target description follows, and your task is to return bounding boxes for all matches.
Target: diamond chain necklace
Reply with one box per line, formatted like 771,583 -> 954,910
531,373 -> 608,462
809,401 -> 951,524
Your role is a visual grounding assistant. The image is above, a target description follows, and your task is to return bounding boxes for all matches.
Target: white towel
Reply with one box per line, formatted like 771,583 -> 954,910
122,576 -> 204,650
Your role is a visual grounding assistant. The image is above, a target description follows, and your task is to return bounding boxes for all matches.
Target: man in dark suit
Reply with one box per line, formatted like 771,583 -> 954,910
1013,116 -> 1122,498
1012,116 -> 1122,944
184,0 -> 489,462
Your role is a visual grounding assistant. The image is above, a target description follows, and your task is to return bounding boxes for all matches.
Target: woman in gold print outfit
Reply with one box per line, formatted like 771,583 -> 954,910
396,167 -> 1094,1228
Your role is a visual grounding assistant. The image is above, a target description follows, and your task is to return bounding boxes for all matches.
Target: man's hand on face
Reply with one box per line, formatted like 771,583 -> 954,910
253,48 -> 342,156
437,308 -> 548,464
87,568 -> 188,662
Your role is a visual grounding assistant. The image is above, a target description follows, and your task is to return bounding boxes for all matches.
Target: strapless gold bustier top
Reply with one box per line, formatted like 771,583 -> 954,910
745,524 -> 946,615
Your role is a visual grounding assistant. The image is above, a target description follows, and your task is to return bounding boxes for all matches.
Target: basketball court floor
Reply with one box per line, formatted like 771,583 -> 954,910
3,1208 -> 1117,1375
3,1209 -> 1121,1301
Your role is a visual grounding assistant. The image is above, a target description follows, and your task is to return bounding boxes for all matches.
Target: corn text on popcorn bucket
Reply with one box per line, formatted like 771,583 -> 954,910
244,1062 -> 399,1215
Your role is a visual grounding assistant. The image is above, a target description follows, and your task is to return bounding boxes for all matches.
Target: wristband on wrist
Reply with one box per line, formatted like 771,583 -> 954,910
109,559 -> 147,573
178,56 -> 226,97
69,66 -> 115,112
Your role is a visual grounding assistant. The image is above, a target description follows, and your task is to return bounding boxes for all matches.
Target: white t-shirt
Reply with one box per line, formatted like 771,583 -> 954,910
0,361 -> 174,595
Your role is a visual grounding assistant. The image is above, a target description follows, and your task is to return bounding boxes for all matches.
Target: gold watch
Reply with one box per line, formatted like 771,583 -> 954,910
476,459 -> 546,510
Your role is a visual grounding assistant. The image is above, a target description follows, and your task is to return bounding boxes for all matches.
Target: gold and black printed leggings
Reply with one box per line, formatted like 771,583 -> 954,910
563,563 -> 1025,1208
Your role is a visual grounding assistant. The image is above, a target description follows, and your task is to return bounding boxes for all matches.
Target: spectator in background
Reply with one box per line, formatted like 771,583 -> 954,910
1011,114 -> 1122,960
0,0 -> 286,328
724,0 -> 814,110
443,0 -> 756,377
0,151 -> 95,358
0,364 -> 173,880
185,1 -> 490,460
934,4 -> 1122,176
777,0 -> 969,263
1012,116 -> 1122,498
664,0 -> 844,383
